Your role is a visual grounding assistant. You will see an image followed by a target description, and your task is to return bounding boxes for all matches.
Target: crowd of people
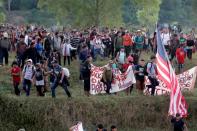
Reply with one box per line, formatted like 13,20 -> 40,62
0,24 -> 196,98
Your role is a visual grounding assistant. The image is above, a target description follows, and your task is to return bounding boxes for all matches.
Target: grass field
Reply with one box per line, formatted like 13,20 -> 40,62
0,52 -> 197,131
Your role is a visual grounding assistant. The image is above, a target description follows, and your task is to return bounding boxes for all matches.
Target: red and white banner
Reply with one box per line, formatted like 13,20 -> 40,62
144,66 -> 197,95
70,122 -> 83,131
90,65 -> 136,95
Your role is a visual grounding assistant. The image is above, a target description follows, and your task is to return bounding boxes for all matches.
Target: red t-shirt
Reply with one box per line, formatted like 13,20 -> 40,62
11,67 -> 21,83
176,48 -> 186,64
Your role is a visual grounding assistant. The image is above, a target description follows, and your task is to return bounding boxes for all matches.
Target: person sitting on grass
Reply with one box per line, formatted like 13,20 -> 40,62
11,61 -> 21,96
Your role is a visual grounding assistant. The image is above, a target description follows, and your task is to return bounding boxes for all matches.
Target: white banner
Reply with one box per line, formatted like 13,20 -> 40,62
144,66 -> 197,95
70,122 -> 84,131
90,65 -> 136,95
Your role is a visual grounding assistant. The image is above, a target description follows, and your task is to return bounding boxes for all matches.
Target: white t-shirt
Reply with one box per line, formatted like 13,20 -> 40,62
62,43 -> 76,56
24,35 -> 29,46
161,33 -> 170,46
23,65 -> 34,80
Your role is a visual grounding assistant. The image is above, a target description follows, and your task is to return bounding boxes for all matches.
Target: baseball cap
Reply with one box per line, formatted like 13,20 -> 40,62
26,59 -> 32,63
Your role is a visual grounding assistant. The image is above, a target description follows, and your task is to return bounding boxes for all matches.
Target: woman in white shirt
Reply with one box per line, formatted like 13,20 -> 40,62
62,39 -> 76,66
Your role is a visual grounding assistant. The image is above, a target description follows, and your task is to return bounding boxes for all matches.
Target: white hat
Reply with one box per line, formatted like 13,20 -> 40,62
3,32 -> 8,38
26,59 -> 32,63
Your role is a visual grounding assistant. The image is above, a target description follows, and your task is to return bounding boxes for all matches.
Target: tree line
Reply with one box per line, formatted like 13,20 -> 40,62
0,0 -> 197,28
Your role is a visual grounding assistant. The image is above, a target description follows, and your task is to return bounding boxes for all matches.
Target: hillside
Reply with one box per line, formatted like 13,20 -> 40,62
0,52 -> 197,130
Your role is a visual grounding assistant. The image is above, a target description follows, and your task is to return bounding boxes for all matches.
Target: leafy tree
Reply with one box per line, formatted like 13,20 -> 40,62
38,0 -> 124,27
134,0 -> 161,27
0,0 -> 6,22
122,0 -> 138,25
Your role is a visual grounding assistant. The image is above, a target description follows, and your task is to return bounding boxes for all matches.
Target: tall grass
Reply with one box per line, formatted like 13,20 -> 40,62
0,52 -> 196,131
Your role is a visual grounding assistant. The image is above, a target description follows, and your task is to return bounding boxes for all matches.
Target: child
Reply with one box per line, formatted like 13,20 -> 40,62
116,47 -> 126,71
116,47 -> 126,64
11,61 -> 21,96
134,59 -> 145,94
176,45 -> 186,73
34,63 -> 45,96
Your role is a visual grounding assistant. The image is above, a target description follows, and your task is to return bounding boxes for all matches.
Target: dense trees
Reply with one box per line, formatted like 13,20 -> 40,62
0,0 -> 197,27
38,0 -> 124,27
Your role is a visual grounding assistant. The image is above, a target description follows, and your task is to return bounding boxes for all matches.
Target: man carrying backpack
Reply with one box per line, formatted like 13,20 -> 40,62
146,56 -> 159,96
22,59 -> 35,96
50,60 -> 71,98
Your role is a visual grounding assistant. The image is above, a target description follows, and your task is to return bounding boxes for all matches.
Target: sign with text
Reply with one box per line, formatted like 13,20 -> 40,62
90,65 -> 136,95
70,122 -> 83,131
144,66 -> 197,95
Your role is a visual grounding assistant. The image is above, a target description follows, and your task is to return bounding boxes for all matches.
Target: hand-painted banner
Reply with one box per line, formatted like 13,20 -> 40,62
70,122 -> 83,131
90,65 -> 136,95
144,66 -> 197,95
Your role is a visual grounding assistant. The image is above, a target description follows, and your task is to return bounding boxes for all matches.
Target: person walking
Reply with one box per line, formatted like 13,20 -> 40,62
171,113 -> 188,131
62,38 -> 76,66
102,60 -> 113,94
34,63 -> 45,96
11,61 -> 21,96
123,30 -> 133,56
0,32 -> 10,66
22,59 -> 35,96
146,56 -> 159,96
80,56 -> 92,96
50,60 -> 71,98
135,59 -> 145,93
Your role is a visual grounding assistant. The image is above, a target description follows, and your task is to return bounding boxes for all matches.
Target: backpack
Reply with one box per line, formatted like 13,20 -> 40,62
35,69 -> 44,81
63,67 -> 70,77
144,62 -> 152,76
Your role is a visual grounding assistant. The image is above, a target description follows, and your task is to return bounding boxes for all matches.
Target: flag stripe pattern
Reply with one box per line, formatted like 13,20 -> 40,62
156,28 -> 188,117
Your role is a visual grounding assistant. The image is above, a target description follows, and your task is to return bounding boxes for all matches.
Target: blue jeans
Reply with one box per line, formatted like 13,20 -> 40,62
23,79 -> 32,96
51,78 -> 71,98
148,76 -> 159,96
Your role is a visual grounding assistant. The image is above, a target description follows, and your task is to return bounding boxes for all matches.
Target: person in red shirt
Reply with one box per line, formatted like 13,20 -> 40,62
122,56 -> 134,95
11,61 -> 21,96
123,31 -> 133,56
176,45 -> 186,73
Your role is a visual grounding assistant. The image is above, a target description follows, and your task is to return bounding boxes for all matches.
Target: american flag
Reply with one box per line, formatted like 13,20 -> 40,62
156,28 -> 188,117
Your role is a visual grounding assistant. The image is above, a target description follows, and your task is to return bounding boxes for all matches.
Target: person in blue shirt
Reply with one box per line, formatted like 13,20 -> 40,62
49,60 -> 71,98
147,55 -> 159,96
35,37 -> 44,62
